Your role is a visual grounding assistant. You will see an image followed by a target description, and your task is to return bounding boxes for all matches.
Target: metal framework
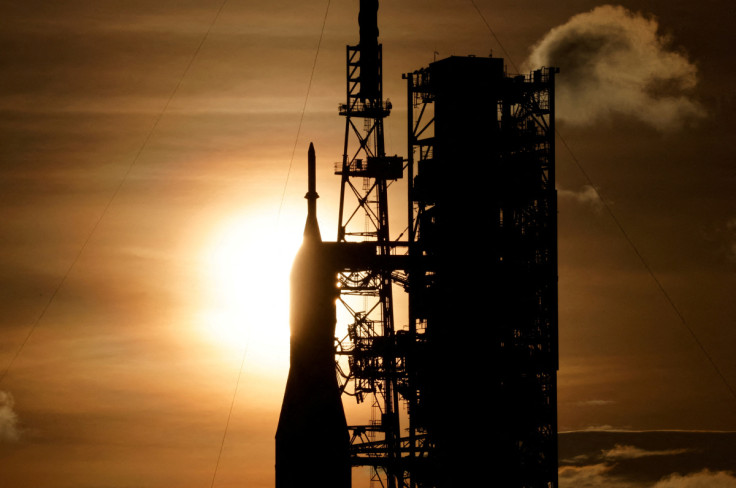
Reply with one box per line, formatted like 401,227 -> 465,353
403,57 -> 559,487
328,7 -> 557,488
333,36 -> 406,488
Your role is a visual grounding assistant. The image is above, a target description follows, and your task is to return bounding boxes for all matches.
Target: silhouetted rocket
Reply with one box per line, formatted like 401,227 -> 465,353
275,143 -> 350,488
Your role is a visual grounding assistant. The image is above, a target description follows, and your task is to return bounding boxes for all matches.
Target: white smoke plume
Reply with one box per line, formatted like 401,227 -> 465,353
0,390 -> 20,442
526,5 -> 704,131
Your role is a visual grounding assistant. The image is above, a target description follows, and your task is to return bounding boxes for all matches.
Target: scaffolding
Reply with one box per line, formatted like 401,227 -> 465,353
333,6 -> 406,488
329,5 -> 558,488
402,56 -> 559,487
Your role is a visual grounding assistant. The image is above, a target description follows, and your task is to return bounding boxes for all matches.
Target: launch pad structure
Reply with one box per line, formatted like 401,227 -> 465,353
277,2 -> 559,487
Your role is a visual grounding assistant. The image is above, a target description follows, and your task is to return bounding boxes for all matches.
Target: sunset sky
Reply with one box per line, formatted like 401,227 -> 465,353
1,1 -> 735,487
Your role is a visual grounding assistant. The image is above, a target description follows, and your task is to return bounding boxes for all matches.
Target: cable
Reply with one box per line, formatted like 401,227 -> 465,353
277,0 -> 332,224
0,0 -> 229,387
209,2 -> 332,485
468,0 -> 520,73
556,132 -> 736,403
210,343 -> 249,488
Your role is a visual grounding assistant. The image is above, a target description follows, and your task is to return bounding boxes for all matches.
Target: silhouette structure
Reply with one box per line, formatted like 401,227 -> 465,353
277,2 -> 559,487
334,0 -> 405,487
275,143 -> 351,488
404,58 -> 559,487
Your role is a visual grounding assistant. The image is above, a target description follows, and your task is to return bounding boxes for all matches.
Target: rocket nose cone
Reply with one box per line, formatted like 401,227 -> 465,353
304,142 -> 321,241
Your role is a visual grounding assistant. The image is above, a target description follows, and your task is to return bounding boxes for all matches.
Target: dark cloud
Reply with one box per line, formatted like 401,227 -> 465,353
560,431 -> 736,486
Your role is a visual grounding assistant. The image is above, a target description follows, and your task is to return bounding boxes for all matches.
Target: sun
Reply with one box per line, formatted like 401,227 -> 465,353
199,210 -> 302,374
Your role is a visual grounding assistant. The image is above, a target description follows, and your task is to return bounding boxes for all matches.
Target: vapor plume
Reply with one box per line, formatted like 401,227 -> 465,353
526,5 -> 704,131
0,390 -> 20,442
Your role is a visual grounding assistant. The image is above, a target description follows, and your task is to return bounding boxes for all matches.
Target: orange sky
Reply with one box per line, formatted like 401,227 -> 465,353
1,1 -> 735,487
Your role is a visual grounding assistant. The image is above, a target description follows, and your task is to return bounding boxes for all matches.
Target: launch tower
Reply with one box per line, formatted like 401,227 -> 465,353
333,0 -> 405,487
278,2 -> 559,487
403,57 -> 559,487
335,5 -> 559,485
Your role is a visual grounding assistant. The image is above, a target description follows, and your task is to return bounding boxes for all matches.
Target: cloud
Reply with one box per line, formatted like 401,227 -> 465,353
577,399 -> 615,406
653,470 -> 736,488
726,219 -> 736,263
558,466 -> 736,488
582,424 -> 617,432
602,444 -> 691,460
562,453 -> 593,464
526,4 -> 705,131
0,390 -> 20,442
559,463 -> 621,488
704,218 -> 736,265
560,431 -> 736,488
559,185 -> 604,209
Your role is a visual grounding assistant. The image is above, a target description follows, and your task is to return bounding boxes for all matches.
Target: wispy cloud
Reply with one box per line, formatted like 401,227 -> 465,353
0,391 -> 20,442
703,218 -> 736,265
559,465 -> 736,488
583,424 -> 617,432
726,219 -> 736,264
653,470 -> 736,488
577,399 -> 615,406
560,431 -> 736,488
526,4 -> 705,131
602,444 -> 691,460
559,185 -> 605,210
559,463 -> 638,488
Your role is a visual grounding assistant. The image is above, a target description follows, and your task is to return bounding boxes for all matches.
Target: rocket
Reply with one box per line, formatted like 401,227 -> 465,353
275,143 -> 351,488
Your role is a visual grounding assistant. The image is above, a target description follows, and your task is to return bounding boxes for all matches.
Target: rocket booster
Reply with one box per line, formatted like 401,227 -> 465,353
275,143 -> 350,488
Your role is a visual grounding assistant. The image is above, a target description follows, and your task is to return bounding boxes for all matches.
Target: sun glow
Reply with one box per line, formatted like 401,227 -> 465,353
200,211 -> 302,374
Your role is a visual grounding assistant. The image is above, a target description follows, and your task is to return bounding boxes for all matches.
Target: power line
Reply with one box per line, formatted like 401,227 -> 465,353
468,0 -> 519,73
556,132 -> 736,404
210,343 -> 249,488
209,2 -> 333,485
0,0 -> 229,387
278,0 -> 332,224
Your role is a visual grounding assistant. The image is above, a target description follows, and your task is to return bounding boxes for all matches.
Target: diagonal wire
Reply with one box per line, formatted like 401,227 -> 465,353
209,2 -> 332,485
468,0 -> 519,73
0,0 -> 229,387
277,0 -> 332,223
556,132 -> 736,403
210,343 -> 249,488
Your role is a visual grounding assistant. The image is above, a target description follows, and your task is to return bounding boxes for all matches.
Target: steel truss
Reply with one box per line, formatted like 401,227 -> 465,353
403,59 -> 558,487
334,41 -> 406,488
333,39 -> 557,488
